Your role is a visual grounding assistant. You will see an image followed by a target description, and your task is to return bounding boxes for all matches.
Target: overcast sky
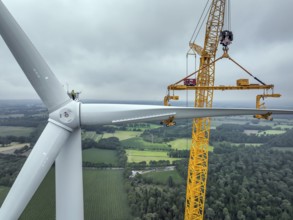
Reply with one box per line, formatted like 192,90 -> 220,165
0,0 -> 292,108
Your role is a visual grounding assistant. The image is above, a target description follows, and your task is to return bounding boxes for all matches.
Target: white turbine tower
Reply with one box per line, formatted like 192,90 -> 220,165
0,1 -> 292,220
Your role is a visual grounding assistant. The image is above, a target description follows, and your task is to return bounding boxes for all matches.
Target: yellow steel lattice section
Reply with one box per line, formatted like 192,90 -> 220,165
184,0 -> 226,219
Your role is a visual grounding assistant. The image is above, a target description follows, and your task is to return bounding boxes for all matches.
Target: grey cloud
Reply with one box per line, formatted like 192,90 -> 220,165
0,0 -> 292,105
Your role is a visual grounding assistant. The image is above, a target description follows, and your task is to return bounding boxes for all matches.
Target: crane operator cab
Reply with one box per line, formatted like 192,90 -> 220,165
220,30 -> 233,50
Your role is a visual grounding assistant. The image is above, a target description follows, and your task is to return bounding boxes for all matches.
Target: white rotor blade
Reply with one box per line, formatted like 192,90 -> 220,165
80,104 -> 293,125
0,1 -> 70,112
0,122 -> 71,220
56,128 -> 84,220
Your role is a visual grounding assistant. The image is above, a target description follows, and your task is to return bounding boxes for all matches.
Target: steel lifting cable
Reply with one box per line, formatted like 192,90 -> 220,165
228,0 -> 231,30
190,0 -> 211,43
185,54 -> 189,150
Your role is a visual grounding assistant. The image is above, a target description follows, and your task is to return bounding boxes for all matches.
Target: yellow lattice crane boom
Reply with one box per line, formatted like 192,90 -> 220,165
162,1 -> 281,219
184,1 -> 226,219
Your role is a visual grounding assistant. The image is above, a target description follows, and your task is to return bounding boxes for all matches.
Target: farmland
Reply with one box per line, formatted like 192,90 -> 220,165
82,148 -> 118,165
103,130 -> 142,140
2,101 -> 293,219
83,170 -> 131,220
169,138 -> 191,150
142,170 -> 184,185
0,169 -> 132,220
0,126 -> 34,137
126,149 -> 180,164
122,137 -> 169,150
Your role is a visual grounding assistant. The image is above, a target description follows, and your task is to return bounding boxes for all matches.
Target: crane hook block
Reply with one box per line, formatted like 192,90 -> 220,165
220,30 -> 233,47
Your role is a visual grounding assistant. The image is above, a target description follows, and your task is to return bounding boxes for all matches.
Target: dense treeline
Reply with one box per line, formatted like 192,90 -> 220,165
125,176 -> 185,220
81,125 -> 116,134
216,123 -> 271,132
141,126 -> 190,143
0,116 -> 47,128
206,146 -> 293,219
0,119 -> 46,146
0,154 -> 26,187
175,145 -> 293,219
0,136 -> 29,146
82,137 -> 121,150
266,128 -> 293,148
141,123 -> 276,144
210,130 -> 271,143
127,160 -> 172,169
168,150 -> 189,158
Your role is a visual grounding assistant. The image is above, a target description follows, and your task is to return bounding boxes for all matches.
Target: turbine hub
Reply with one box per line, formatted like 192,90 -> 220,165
49,101 -> 80,131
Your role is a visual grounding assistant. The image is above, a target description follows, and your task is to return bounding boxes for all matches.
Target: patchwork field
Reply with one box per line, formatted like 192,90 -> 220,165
122,137 -> 169,150
126,149 -> 180,164
103,130 -> 142,140
82,131 -> 102,142
0,126 -> 34,137
82,148 -> 118,165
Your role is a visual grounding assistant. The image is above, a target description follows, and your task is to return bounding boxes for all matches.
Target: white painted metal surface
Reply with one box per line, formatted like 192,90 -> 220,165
80,103 -> 293,125
56,128 -> 84,220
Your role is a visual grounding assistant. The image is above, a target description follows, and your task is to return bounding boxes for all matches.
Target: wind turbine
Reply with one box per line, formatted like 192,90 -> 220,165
0,1 -> 292,219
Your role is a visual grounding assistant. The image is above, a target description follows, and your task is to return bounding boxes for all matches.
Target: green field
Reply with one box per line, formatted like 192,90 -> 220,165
82,131 -> 102,142
126,149 -> 180,164
103,130 -> 142,140
257,130 -> 286,136
0,126 -> 35,137
168,138 -> 214,151
20,169 -> 56,220
122,137 -> 169,150
83,148 -> 118,166
142,170 -> 184,185
83,170 -> 132,220
0,186 -> 10,206
1,169 -> 132,220
169,138 -> 191,150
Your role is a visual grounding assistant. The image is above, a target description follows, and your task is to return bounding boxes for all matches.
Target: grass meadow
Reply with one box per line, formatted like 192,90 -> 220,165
126,149 -> 180,164
168,138 -> 191,150
103,130 -> 142,140
142,170 -> 184,185
82,148 -> 118,166
168,138 -> 214,151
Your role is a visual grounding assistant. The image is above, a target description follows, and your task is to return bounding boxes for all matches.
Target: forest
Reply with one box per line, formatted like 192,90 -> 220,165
1,103 -> 293,219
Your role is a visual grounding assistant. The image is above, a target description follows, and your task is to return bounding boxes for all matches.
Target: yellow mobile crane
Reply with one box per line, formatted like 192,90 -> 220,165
162,1 -> 281,219
184,1 -> 225,219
